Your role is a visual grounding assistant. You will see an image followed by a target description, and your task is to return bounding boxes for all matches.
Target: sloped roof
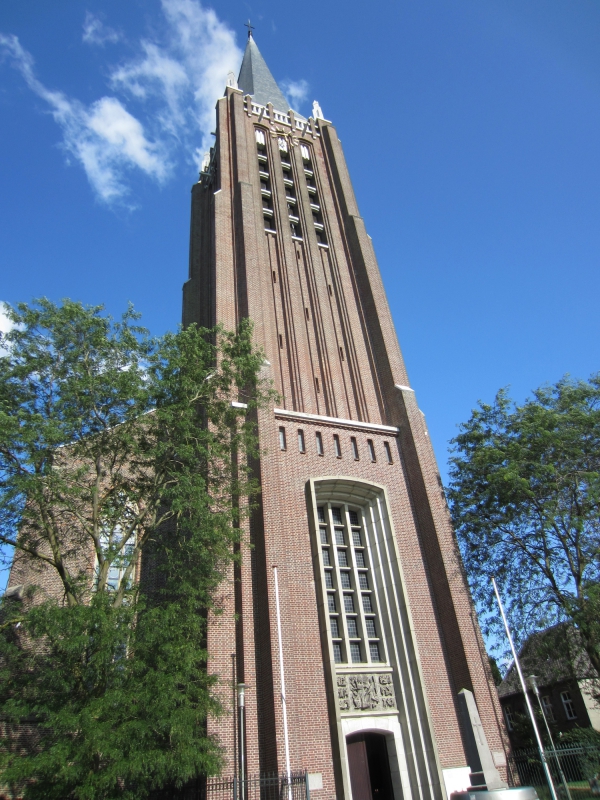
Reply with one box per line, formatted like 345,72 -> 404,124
498,623 -> 595,698
237,35 -> 289,113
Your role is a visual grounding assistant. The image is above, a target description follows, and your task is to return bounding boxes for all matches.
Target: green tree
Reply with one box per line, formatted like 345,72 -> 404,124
0,299 -> 272,799
447,374 -> 600,675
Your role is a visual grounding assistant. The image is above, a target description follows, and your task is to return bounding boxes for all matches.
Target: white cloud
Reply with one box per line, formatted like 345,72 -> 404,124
111,0 -> 242,162
1,3 -> 307,204
0,305 -> 13,336
0,304 -> 14,357
281,78 -> 309,109
0,34 -> 167,203
82,12 -> 122,46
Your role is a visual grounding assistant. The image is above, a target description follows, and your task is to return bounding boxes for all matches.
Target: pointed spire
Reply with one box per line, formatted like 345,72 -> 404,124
237,34 -> 289,113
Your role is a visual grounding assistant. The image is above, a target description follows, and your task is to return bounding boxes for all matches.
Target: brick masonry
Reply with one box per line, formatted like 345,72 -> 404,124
182,85 -> 510,800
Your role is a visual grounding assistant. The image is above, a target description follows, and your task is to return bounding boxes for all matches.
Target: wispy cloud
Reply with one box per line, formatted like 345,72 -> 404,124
281,78 -> 309,109
0,303 -> 15,357
82,12 -> 122,46
1,2 -> 307,206
0,305 -> 13,337
111,0 -> 242,161
0,34 -> 167,204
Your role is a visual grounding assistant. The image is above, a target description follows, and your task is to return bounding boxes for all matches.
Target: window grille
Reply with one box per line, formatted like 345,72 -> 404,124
315,502 -> 385,665
541,696 -> 555,721
561,691 -> 577,719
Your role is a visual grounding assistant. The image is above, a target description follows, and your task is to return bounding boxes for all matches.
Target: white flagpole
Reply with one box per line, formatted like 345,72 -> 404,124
492,578 -> 558,800
273,566 -> 293,800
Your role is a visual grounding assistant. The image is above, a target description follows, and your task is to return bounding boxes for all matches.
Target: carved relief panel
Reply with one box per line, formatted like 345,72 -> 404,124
336,672 -> 396,714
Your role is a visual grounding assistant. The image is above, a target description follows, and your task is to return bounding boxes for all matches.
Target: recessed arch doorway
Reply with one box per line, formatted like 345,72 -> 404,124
347,732 -> 395,800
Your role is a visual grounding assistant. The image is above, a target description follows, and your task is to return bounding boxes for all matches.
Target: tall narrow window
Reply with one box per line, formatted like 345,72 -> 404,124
279,427 -> 287,451
298,429 -> 306,453
333,435 -> 341,458
351,437 -> 359,460
315,501 -> 384,666
541,696 -> 555,722
561,691 -> 577,720
383,441 -> 393,464
279,334 -> 283,349
367,439 -> 376,462
316,431 -> 324,455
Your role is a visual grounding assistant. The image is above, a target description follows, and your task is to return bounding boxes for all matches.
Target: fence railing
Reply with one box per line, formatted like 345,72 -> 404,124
149,770 -> 309,800
507,745 -> 600,800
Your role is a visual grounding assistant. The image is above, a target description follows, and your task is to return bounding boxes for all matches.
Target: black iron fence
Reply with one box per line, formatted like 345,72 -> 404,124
150,770 -> 309,800
508,745 -> 600,800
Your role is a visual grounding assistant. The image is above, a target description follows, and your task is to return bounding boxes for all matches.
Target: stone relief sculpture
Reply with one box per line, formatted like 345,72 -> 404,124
337,673 -> 397,713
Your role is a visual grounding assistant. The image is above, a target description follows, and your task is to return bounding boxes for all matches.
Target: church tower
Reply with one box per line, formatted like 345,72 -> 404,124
183,32 -> 508,800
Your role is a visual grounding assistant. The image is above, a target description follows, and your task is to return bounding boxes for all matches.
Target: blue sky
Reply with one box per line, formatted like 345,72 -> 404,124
1,2 -> 599,530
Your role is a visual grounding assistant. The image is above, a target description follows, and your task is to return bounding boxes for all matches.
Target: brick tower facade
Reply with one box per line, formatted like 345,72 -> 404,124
182,33 -> 509,800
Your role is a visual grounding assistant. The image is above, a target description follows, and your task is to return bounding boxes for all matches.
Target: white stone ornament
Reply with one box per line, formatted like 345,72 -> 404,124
312,100 -> 324,120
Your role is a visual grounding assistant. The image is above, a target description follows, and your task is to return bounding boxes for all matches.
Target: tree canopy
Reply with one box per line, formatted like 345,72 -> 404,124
0,299 -> 272,799
447,374 -> 600,676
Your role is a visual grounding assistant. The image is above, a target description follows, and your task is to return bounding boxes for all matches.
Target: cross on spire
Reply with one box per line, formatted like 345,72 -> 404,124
244,19 -> 254,38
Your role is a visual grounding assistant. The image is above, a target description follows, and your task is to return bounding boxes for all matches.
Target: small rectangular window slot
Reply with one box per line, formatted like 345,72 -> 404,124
279,334 -> 283,349
305,307 -> 310,321
367,439 -> 376,462
315,376 -> 320,393
316,431 -> 324,456
272,270 -> 277,283
298,429 -> 306,453
333,434 -> 342,459
340,347 -> 344,361
383,441 -> 393,464
351,437 -> 359,461
328,284 -> 333,296
279,427 -> 287,451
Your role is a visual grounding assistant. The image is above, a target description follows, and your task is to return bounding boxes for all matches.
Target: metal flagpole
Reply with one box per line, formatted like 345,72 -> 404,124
273,566 -> 293,800
492,578 -> 558,800
528,675 -> 572,800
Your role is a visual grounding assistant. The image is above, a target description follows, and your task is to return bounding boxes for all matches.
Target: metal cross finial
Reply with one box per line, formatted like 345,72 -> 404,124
244,19 -> 254,38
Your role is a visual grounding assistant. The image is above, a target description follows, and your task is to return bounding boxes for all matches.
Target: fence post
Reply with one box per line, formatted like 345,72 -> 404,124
305,771 -> 310,800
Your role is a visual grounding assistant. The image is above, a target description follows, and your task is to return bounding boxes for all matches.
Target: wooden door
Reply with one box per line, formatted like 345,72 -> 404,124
347,734 -> 373,800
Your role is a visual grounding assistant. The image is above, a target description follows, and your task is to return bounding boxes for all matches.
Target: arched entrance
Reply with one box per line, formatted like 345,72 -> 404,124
346,732 -> 394,800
